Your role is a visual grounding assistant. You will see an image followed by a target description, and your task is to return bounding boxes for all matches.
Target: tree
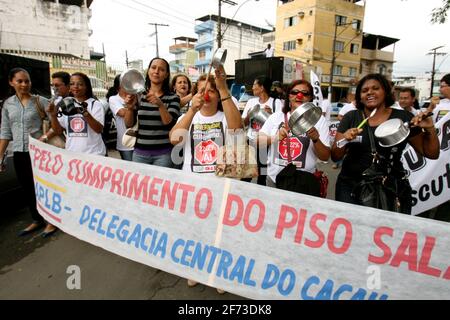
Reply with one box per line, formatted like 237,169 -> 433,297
431,0 -> 450,23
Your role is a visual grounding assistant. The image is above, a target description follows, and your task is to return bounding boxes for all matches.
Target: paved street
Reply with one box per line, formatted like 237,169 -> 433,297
0,153 -> 340,300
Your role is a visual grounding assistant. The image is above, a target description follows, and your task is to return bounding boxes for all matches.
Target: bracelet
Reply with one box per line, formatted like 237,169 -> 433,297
423,127 -> 436,134
220,95 -> 232,102
312,138 -> 319,143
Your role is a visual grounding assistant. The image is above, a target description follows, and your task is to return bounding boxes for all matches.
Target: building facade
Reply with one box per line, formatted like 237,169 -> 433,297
0,0 -> 93,59
276,0 -> 399,101
169,37 -> 198,78
0,0 -> 120,97
194,15 -> 271,76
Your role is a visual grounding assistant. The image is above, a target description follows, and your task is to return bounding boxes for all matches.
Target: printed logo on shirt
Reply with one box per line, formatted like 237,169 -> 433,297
68,115 -> 88,137
275,132 -> 311,169
190,121 -> 224,173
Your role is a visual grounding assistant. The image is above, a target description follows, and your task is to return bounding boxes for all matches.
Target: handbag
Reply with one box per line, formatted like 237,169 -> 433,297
352,113 -> 411,213
275,113 -> 321,197
215,129 -> 258,179
122,119 -> 138,148
34,96 -> 66,149
313,169 -> 329,198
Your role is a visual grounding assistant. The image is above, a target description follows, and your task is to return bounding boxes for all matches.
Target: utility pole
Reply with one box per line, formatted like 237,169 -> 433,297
148,23 -> 169,57
125,50 -> 129,68
217,0 -> 237,48
427,45 -> 446,97
328,20 -> 360,101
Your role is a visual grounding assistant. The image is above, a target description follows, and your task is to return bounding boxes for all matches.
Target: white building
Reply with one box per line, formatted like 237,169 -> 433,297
194,15 -> 272,76
394,73 -> 446,101
0,0 -> 93,59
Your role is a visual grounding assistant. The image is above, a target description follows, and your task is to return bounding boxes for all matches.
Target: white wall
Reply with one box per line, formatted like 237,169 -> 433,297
0,0 -> 91,58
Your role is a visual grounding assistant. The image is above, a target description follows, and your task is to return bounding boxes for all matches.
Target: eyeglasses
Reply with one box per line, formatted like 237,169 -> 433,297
289,89 -> 311,96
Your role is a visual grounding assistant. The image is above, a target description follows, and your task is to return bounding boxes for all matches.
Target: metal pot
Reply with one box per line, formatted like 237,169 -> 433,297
211,48 -> 227,68
288,102 -> 323,137
374,118 -> 410,147
247,104 -> 270,124
120,69 -> 145,94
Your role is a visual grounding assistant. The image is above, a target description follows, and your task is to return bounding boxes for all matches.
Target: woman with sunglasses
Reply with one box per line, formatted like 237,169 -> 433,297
48,72 -> 106,156
259,80 -> 331,190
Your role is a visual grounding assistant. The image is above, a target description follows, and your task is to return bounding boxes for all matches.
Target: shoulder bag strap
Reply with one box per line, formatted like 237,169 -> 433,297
284,112 -> 292,164
33,96 -> 46,120
362,111 -> 378,163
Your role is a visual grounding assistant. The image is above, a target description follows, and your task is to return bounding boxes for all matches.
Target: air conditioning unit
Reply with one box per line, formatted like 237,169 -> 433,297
298,11 -> 305,18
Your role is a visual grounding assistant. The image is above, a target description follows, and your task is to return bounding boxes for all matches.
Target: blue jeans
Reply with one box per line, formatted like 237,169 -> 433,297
132,152 -> 173,168
119,150 -> 134,161
335,175 -> 358,205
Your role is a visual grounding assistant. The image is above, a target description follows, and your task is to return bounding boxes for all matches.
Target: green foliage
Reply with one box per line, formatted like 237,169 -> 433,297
431,0 -> 450,24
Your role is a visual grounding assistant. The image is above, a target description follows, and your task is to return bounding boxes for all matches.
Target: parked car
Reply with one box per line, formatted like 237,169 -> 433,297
0,145 -> 23,212
237,92 -> 256,112
330,102 -> 344,118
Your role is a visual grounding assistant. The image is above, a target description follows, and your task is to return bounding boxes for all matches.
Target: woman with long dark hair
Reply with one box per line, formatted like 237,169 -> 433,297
258,79 -> 331,190
48,72 -> 106,155
331,73 -> 439,214
0,68 -> 57,237
124,57 -> 180,168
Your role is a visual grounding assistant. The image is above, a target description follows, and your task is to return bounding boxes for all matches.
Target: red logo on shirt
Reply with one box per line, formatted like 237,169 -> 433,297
194,140 -> 219,165
70,118 -> 86,133
278,137 -> 303,160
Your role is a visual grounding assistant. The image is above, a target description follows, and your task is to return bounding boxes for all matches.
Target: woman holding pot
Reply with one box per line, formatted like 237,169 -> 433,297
49,72 -> 106,156
124,57 -> 180,168
258,80 -> 331,191
169,65 -> 242,175
331,73 -> 439,214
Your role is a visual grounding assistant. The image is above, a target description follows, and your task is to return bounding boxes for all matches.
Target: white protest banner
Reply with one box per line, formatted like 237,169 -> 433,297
310,70 -> 323,109
29,138 -> 450,300
402,112 -> 450,215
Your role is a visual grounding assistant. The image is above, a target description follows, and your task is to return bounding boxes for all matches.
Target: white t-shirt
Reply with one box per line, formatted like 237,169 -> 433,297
320,99 -> 332,121
242,97 -> 283,139
178,111 -> 228,175
108,94 -> 133,151
58,98 -> 106,155
264,47 -> 274,58
260,112 -> 331,183
434,98 -> 450,122
338,103 -> 357,117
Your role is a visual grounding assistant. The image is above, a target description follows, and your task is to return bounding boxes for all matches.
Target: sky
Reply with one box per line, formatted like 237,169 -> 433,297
88,0 -> 450,77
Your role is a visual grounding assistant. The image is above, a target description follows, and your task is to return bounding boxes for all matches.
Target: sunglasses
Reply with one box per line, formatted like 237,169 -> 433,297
290,89 -> 311,96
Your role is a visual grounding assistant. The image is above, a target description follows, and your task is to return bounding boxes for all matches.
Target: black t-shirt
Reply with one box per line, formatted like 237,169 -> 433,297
337,108 -> 420,180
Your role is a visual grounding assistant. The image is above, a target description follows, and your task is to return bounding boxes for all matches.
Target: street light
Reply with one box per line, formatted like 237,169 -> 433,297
328,20 -> 360,101
217,0 -> 260,48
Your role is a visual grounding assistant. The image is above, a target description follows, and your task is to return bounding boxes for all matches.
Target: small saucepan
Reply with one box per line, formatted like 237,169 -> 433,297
288,102 -> 323,137
374,113 -> 433,147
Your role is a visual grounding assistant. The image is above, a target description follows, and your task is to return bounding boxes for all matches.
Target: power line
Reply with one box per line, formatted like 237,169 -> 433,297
148,23 -> 169,57
427,45 -> 447,97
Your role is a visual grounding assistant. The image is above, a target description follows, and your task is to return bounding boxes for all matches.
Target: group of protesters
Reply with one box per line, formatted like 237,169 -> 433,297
0,56 -> 449,254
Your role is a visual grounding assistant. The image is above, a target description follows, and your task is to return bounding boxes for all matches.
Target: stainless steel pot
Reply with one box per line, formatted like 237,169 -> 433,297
120,69 -> 145,94
247,104 -> 270,124
211,48 -> 227,68
374,118 -> 410,147
288,102 -> 323,137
